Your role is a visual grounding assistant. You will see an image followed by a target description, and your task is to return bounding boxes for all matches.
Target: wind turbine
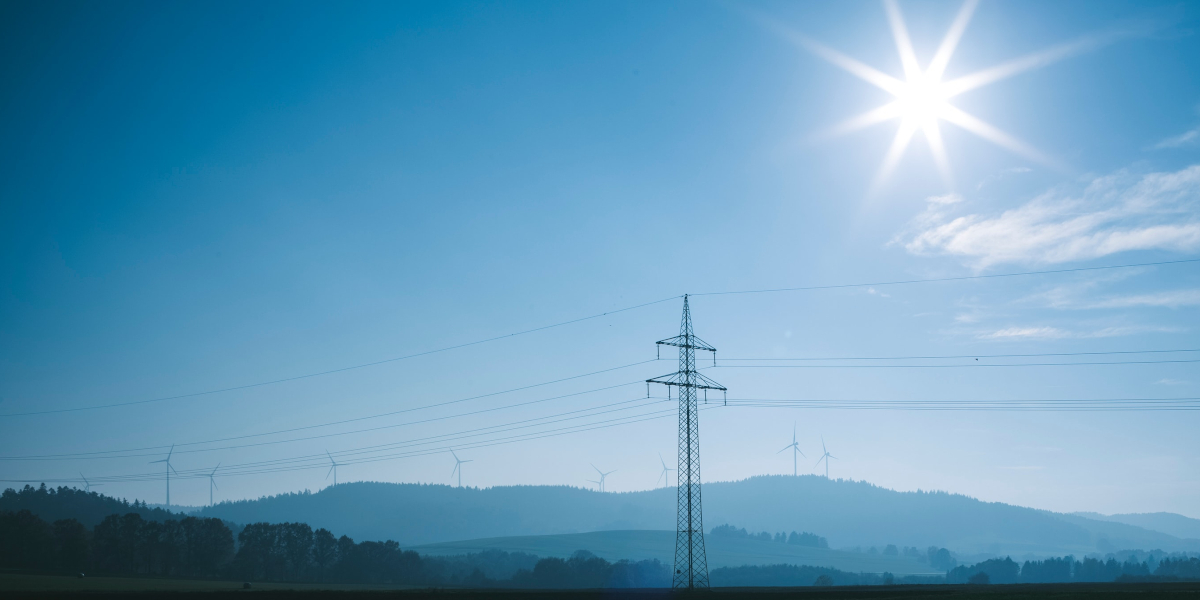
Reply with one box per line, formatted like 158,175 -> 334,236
326,451 -> 340,486
150,444 -> 178,508
591,464 -> 616,493
450,449 -> 472,488
777,422 -> 806,477
207,463 -> 221,506
814,437 -> 838,479
586,478 -> 602,491
656,453 -> 675,488
79,473 -> 102,494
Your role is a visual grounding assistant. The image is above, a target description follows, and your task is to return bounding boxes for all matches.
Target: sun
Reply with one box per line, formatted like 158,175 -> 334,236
896,73 -> 949,125
778,0 -> 1081,191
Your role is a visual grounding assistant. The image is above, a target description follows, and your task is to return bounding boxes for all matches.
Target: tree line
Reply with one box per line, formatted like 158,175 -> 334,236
709,524 -> 829,548
0,507 -> 667,588
947,555 -> 1200,584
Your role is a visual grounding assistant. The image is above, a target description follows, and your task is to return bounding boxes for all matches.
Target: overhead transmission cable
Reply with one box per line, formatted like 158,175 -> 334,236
9,257 -> 1194,418
0,360 -> 667,460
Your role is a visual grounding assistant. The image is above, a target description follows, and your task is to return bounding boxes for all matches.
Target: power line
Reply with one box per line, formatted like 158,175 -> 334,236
11,258 -> 1194,419
726,397 -> 1200,411
1,389 -> 662,463
718,349 -> 1200,361
2,399 -> 700,485
691,258 -> 1200,297
0,360 -> 665,460
0,299 -> 682,417
713,359 -> 1200,369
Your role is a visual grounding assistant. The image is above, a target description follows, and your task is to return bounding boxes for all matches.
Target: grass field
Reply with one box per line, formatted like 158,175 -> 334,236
5,574 -> 1199,599
413,529 -> 942,576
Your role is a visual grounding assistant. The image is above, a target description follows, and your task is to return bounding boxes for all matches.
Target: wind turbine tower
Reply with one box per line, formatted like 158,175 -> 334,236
647,295 -> 727,589
656,453 -> 676,488
326,451 -> 340,486
79,473 -> 102,494
450,449 -> 472,487
150,445 -> 178,508
207,463 -> 221,506
590,464 -> 616,492
777,423 -> 806,476
814,437 -> 838,479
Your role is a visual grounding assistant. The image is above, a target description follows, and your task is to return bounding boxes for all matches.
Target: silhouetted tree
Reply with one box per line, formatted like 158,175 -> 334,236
52,519 -> 88,572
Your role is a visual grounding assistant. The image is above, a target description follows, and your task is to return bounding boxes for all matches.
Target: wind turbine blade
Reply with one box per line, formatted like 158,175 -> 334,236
883,0 -> 921,80
327,465 -> 335,479
814,456 -> 825,468
797,449 -> 806,458
451,464 -> 459,477
211,463 -> 221,476
451,449 -> 459,461
150,459 -> 166,464
166,444 -> 174,461
169,463 -> 179,475
822,437 -> 827,454
212,480 -> 218,490
462,460 -> 473,464
927,0 -> 978,80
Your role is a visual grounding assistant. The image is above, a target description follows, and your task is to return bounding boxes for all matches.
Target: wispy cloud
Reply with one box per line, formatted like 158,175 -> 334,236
979,326 -> 1068,340
976,324 -> 1180,340
976,166 -> 1033,191
1088,290 -> 1200,308
1154,378 -> 1190,386
897,165 -> 1200,269
1153,127 -> 1200,150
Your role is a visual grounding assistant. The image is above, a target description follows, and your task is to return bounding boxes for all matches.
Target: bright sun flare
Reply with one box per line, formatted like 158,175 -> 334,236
788,0 -> 1082,191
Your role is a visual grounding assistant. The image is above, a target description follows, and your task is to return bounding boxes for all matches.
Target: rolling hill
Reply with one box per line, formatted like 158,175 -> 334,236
192,475 -> 1200,557
1074,512 -> 1200,542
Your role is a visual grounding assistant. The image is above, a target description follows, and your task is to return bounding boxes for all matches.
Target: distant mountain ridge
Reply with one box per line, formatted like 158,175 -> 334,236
1073,512 -> 1200,542
191,475 -> 1199,557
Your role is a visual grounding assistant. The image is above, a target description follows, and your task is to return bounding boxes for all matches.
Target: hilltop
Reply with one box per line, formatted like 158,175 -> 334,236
189,475 -> 1200,557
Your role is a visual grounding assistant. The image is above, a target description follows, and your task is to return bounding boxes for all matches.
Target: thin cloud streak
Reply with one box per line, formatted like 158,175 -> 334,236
900,164 -> 1200,269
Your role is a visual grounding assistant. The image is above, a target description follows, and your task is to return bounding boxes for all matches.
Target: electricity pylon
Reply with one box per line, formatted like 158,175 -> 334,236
647,295 -> 726,589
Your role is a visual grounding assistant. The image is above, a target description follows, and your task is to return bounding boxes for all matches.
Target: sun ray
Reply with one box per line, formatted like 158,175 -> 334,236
755,0 -> 1107,190
927,0 -> 978,80
873,118 -> 919,193
817,102 -> 903,139
883,0 -> 922,80
922,120 -> 954,189
941,32 -> 1123,98
796,35 -> 905,96
939,104 -> 1060,169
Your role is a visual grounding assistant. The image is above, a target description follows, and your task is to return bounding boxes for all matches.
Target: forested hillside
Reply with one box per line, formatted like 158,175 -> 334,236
191,476 -> 1200,556
0,484 -> 184,527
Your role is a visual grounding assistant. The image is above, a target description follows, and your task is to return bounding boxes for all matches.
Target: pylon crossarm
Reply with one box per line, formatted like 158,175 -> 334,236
655,335 -> 717,353
647,371 -> 726,392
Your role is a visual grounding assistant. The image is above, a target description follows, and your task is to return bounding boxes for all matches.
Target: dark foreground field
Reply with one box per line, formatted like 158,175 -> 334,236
4,574 -> 1200,600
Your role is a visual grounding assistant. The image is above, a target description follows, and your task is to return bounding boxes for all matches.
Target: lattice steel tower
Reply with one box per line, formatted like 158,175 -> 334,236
647,295 -> 726,589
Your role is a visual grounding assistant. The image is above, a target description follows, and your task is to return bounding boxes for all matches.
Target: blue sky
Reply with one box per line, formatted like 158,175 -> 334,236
2,0 -> 1199,517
